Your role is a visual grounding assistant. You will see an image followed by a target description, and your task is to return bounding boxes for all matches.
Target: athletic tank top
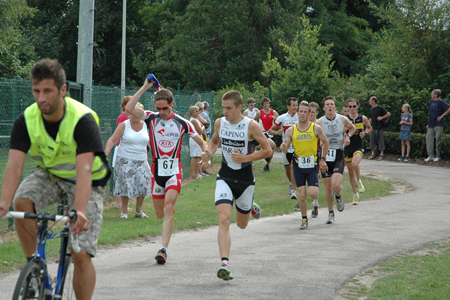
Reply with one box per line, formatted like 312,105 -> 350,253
116,120 -> 149,160
219,117 -> 255,170
292,123 -> 318,159
259,109 -> 274,132
245,109 -> 258,120
321,114 -> 345,150
347,114 -> 364,147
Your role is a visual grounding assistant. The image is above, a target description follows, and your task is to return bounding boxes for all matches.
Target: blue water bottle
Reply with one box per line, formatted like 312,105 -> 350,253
146,74 -> 160,89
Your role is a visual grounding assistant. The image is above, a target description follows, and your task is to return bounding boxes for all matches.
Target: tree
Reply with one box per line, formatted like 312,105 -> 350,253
260,15 -> 334,109
148,0 -> 306,90
0,0 -> 37,78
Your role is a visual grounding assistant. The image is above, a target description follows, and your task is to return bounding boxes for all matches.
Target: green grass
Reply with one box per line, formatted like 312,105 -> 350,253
341,240 -> 450,299
0,156 -> 392,275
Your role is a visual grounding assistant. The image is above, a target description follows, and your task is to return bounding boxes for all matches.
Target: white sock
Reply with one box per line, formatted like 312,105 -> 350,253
222,260 -> 229,266
160,246 -> 167,252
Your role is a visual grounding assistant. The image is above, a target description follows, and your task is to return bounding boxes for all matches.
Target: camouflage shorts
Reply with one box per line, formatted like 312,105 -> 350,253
13,167 -> 104,257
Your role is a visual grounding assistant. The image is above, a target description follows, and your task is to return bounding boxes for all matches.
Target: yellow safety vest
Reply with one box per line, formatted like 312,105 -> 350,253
24,97 -> 109,182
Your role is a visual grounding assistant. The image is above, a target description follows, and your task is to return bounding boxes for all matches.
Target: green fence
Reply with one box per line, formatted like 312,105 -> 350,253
0,76 -> 214,233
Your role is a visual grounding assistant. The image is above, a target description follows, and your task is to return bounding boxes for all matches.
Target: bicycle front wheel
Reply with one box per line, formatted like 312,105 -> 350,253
12,262 -> 46,300
59,254 -> 75,300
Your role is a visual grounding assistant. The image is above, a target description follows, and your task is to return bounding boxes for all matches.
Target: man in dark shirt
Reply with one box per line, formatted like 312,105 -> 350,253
368,96 -> 391,160
0,59 -> 110,300
425,89 -> 450,162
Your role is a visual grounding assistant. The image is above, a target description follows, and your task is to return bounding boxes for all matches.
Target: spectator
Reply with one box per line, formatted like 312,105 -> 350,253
201,101 -> 212,140
398,104 -> 413,162
188,105 -> 205,179
105,102 -> 151,219
195,101 -> 209,141
201,101 -> 213,176
425,89 -> 450,162
368,96 -> 391,160
113,96 -> 131,211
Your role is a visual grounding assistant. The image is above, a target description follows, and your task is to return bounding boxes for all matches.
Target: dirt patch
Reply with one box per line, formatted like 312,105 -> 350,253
360,171 -> 415,195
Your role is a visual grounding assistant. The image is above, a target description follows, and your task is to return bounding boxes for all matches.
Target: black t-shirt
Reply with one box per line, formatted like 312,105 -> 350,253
10,112 -> 108,186
369,105 -> 388,129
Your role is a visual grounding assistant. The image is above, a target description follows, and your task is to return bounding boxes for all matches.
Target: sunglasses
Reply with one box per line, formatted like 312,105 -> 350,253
348,105 -> 357,108
156,106 -> 170,111
249,104 -> 255,106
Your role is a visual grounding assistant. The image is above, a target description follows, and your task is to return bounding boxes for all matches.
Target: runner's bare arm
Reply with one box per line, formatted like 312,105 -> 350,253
268,123 -> 282,136
232,120 -> 271,163
104,122 -> 126,156
314,125 -> 329,173
125,79 -> 154,119
201,118 -> 221,163
280,127 -> 293,153
0,149 -> 26,218
360,116 -> 372,138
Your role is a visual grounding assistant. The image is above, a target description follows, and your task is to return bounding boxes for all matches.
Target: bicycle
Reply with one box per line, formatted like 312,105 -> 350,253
2,210 -> 80,300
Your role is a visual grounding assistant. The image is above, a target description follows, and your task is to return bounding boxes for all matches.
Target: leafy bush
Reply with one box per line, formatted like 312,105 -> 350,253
363,131 -> 450,159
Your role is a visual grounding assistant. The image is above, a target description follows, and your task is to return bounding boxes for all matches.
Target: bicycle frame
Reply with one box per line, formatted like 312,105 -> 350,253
7,211 -> 78,299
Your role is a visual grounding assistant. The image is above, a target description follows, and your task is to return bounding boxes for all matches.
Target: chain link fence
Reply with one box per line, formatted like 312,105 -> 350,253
0,76 -> 214,233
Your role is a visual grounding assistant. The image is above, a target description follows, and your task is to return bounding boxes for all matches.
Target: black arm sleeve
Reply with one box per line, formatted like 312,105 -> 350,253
9,113 -> 31,153
74,114 -> 105,156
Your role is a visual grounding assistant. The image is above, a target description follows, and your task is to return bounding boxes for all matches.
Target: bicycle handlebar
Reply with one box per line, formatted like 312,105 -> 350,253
3,211 -> 80,253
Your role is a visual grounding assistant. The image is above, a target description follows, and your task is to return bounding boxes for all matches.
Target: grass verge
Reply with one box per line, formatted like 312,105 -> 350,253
1,157 -> 392,273
340,238 -> 450,299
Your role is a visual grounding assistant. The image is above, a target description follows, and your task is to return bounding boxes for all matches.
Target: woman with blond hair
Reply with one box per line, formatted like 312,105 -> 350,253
105,102 -> 152,218
188,105 -> 205,179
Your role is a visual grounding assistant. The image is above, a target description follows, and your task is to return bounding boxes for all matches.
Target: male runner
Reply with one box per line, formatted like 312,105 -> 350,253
344,99 -> 372,205
126,79 -> 208,264
280,102 -> 328,230
259,97 -> 278,171
269,97 -> 299,200
316,96 -> 356,224
201,90 -> 272,281
243,98 -> 260,121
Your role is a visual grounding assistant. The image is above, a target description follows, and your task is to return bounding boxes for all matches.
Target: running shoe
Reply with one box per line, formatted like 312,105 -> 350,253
311,200 -> 319,218
434,157 -> 442,162
290,190 -> 297,200
217,264 -> 234,280
263,164 -> 270,172
424,157 -> 434,162
299,218 -> 308,230
336,195 -> 344,212
352,193 -> 359,205
356,180 -> 365,193
404,157 -> 410,162
155,248 -> 167,264
251,202 -> 261,219
325,212 -> 335,224
398,156 -> 404,161
294,203 -> 300,211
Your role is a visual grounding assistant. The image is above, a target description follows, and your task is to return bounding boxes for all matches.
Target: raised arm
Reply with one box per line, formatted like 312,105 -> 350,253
125,79 -> 154,119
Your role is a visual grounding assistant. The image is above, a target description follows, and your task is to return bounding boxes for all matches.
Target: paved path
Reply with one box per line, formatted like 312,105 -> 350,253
1,158 -> 449,300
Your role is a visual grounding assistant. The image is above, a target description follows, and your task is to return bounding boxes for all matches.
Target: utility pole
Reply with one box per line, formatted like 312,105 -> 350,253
121,0 -> 127,96
76,0 -> 95,107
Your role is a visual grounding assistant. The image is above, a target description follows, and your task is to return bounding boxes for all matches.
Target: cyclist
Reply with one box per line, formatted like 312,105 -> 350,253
0,59 -> 111,300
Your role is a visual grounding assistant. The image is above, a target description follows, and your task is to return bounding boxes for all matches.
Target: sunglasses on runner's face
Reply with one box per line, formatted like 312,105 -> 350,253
249,103 -> 255,106
156,106 -> 170,111
348,105 -> 357,108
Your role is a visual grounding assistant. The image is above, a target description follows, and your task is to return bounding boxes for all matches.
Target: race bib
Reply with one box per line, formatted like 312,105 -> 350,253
325,149 -> 336,162
297,155 -> 315,169
157,158 -> 179,176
